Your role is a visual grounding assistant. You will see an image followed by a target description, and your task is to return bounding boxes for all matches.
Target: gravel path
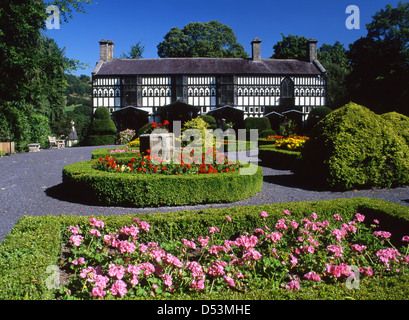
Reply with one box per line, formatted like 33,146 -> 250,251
1,146 -> 409,243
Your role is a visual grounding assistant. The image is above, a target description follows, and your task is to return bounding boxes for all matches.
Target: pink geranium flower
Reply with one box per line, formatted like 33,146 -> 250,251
285,280 -> 300,291
110,280 -> 127,297
89,217 -> 105,228
209,226 -> 220,234
402,236 -> 409,242
259,211 -> 268,219
374,231 -> 392,239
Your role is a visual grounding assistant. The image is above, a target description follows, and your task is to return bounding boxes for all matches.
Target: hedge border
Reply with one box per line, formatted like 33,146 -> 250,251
62,160 -> 264,207
258,145 -> 301,170
91,147 -> 140,160
1,197 -> 409,300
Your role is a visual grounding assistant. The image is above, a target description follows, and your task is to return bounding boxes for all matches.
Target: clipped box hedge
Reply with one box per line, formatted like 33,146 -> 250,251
91,147 -> 140,160
1,197 -> 409,300
258,144 -> 301,170
62,160 -> 263,207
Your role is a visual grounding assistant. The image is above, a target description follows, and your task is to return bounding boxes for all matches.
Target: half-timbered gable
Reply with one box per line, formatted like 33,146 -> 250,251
92,38 -> 327,130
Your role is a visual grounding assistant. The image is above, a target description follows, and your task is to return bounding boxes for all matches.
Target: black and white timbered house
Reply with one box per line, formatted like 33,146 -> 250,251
92,38 -> 327,131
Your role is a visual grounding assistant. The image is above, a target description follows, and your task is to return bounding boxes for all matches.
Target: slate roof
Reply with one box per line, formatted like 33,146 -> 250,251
93,58 -> 325,76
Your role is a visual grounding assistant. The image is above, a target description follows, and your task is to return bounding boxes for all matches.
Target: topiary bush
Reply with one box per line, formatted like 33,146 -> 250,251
87,107 -> 117,146
199,115 -> 217,129
294,102 -> 409,190
244,117 -> 272,137
259,129 -> 277,139
305,106 -> 333,133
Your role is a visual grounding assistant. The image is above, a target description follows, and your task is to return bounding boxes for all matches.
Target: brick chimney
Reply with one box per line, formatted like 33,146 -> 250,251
99,39 -> 114,62
251,38 -> 262,61
306,38 -> 318,62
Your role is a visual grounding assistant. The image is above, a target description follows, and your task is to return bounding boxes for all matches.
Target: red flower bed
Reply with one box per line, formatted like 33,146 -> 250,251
93,148 -> 240,175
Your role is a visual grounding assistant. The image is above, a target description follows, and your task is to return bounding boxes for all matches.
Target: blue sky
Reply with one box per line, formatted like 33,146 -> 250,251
45,0 -> 404,76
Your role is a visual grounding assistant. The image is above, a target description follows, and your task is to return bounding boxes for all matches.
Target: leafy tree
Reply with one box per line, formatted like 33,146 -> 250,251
120,40 -> 145,59
347,2 -> 409,116
271,34 -> 309,59
318,41 -> 351,109
0,0 -> 92,149
271,35 -> 352,109
66,74 -> 91,96
45,0 -> 93,22
157,21 -> 248,58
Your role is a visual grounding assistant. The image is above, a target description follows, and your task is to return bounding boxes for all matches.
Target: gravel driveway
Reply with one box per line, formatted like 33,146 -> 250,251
1,146 -> 409,243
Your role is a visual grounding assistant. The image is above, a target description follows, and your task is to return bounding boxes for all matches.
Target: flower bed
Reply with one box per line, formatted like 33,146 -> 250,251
1,198 -> 409,300
62,157 -> 263,207
58,205 -> 409,299
258,145 -> 301,170
267,135 -> 309,151
91,146 -> 140,160
93,148 -> 240,175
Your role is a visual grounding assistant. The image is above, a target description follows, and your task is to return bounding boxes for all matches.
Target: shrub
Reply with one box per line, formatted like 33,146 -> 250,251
244,117 -> 271,136
305,106 -> 333,133
91,147 -> 140,160
62,160 -> 263,207
381,112 -> 409,145
137,123 -> 153,137
279,119 -> 298,137
118,129 -> 136,145
29,113 -> 52,149
183,117 -> 210,138
259,129 -> 277,138
87,135 -> 117,146
259,145 -> 301,170
0,216 -> 61,299
295,102 -> 409,190
88,107 -> 117,146
199,115 -> 217,129
0,102 -> 55,151
127,138 -> 140,149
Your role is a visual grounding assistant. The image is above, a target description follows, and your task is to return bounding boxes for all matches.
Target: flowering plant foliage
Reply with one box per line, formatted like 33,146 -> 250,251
267,135 -> 309,151
108,146 -> 139,154
93,148 -> 240,175
118,129 -> 136,145
59,210 -> 409,299
147,120 -> 169,133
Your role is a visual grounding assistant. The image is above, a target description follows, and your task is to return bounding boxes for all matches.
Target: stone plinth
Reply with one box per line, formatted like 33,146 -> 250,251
140,132 -> 174,163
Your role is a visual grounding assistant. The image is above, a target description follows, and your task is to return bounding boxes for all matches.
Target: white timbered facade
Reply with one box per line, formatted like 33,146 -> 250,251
92,38 -> 327,128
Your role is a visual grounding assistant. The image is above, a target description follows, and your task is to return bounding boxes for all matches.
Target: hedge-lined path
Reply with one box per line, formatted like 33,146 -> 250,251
1,145 -> 409,243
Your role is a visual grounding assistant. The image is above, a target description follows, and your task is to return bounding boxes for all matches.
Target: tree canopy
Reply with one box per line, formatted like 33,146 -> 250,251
0,0 -> 92,150
271,34 -> 309,60
318,41 -> 350,109
157,21 -> 249,58
120,40 -> 145,59
347,1 -> 409,115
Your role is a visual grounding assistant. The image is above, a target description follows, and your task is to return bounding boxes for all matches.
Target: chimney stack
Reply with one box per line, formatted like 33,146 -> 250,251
99,39 -> 114,62
307,38 -> 318,62
251,38 -> 262,61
